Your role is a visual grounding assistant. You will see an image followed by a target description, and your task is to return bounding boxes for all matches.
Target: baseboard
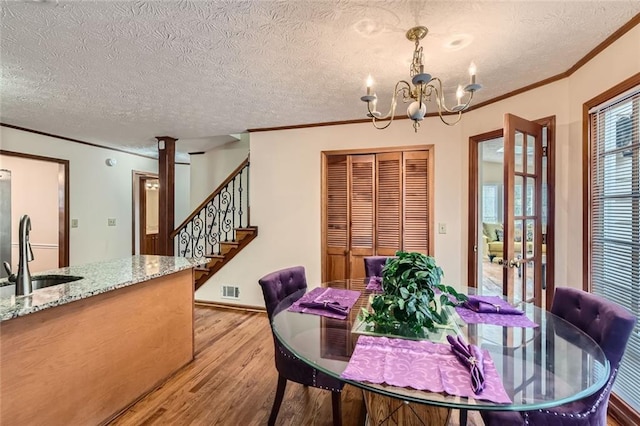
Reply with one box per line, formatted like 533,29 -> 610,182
195,299 -> 266,313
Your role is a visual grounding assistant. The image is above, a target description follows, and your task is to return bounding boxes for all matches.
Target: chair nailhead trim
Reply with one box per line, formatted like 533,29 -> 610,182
280,347 -> 341,392
525,368 -> 618,422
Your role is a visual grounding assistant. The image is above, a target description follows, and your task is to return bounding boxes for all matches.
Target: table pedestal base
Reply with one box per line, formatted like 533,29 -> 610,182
363,390 -> 451,426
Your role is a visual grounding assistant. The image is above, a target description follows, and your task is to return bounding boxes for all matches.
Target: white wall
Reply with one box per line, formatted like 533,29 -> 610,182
196,122 -> 463,306
189,134 -> 249,210
196,23 -> 640,307
0,127 -> 190,266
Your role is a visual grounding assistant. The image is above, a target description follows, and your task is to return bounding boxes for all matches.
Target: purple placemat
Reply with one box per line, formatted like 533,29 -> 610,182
455,296 -> 539,328
341,336 -> 512,404
366,276 -> 383,291
288,287 -> 360,320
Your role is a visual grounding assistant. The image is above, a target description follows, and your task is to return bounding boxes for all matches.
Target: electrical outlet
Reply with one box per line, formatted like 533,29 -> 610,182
71,219 -> 79,228
438,223 -> 447,234
108,218 -> 116,226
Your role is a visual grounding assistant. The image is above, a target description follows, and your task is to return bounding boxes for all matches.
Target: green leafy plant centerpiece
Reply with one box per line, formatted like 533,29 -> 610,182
360,251 -> 467,338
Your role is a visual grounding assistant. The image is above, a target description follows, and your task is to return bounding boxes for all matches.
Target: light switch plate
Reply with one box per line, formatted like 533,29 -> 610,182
108,218 -> 116,226
438,223 -> 447,234
71,219 -> 78,228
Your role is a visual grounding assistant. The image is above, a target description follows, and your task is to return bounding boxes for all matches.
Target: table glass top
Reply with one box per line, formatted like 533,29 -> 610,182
271,280 -> 609,411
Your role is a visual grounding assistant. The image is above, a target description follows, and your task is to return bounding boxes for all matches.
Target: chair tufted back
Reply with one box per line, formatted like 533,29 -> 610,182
481,287 -> 636,426
551,287 -> 636,370
258,266 -> 308,320
364,256 -> 395,278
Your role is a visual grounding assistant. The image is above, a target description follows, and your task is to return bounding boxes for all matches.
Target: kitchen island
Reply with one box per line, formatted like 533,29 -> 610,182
0,255 -> 205,426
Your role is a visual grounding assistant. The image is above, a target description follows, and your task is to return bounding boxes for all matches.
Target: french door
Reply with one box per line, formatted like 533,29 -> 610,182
469,115 -> 555,308
322,147 -> 433,290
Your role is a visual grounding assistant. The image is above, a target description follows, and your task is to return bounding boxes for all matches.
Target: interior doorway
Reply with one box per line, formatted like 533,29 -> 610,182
468,116 -> 555,310
0,150 -> 69,273
132,171 -> 160,255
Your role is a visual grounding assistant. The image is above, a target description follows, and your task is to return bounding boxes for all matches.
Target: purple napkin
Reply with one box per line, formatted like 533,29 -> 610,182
447,335 -> 485,394
455,295 -> 539,328
366,276 -> 383,291
464,295 -> 523,315
299,300 -> 349,315
288,287 -> 361,320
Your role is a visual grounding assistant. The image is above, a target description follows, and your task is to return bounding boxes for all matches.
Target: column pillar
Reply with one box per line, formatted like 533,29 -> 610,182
156,136 -> 176,255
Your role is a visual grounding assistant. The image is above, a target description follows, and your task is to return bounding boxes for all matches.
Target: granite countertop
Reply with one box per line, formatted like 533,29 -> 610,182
0,255 -> 207,322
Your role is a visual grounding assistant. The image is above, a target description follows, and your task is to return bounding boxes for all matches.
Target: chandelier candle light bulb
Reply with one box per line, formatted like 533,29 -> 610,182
456,85 -> 464,104
469,62 -> 477,85
360,25 -> 482,131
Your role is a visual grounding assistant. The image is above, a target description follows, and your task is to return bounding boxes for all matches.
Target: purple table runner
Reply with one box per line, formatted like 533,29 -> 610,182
366,276 -> 383,291
341,336 -> 512,404
288,287 -> 360,320
455,296 -> 539,328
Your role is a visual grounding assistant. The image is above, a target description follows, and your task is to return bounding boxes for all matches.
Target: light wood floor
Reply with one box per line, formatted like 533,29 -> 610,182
110,307 -> 623,426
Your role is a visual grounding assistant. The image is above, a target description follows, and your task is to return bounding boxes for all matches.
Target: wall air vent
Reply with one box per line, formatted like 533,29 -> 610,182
222,285 -> 240,299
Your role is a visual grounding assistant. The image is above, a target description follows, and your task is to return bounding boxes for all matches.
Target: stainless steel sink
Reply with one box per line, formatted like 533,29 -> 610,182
0,275 -> 83,298
31,275 -> 83,290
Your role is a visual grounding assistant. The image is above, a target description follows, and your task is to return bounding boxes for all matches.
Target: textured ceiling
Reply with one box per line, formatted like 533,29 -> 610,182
1,1 -> 639,162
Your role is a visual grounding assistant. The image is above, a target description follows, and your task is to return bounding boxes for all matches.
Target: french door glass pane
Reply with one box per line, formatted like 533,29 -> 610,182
515,176 -> 523,216
515,131 -> 524,173
527,134 -> 536,173
526,177 -> 535,217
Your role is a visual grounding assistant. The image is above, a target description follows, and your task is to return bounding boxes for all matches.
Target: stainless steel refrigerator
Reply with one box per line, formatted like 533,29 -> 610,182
0,169 -> 11,279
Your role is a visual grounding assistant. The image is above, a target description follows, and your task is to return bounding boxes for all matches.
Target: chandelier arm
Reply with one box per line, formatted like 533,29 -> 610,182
428,78 -> 475,114
437,111 -> 463,126
366,80 -> 413,126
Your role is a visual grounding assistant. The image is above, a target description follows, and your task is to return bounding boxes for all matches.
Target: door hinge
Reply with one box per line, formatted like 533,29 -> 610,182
473,245 -> 478,253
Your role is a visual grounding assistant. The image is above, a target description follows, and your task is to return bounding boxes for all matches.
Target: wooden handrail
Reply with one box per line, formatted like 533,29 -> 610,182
170,157 -> 249,239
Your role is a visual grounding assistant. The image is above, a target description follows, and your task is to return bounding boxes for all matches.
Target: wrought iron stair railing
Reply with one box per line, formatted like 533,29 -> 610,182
171,157 -> 250,258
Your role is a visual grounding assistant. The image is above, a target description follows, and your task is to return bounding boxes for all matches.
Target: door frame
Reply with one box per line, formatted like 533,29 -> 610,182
132,171 -> 159,255
0,149 -> 70,267
467,116 -> 556,310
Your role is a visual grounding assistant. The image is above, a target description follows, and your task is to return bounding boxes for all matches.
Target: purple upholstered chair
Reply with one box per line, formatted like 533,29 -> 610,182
258,266 -> 343,426
363,256 -> 395,278
481,287 -> 636,426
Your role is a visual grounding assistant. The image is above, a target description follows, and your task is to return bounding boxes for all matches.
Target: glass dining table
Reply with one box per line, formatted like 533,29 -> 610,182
271,279 -> 609,424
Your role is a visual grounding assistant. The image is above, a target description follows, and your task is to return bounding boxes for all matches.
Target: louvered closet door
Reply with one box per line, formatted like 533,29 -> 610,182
403,151 -> 429,253
325,155 -> 349,282
349,155 -> 376,283
376,152 -> 402,256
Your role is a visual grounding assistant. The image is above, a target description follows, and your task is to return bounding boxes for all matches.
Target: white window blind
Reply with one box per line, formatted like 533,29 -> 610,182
589,86 -> 640,413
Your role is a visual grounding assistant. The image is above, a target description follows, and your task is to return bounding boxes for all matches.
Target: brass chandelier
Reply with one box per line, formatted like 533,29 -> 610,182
360,26 -> 482,132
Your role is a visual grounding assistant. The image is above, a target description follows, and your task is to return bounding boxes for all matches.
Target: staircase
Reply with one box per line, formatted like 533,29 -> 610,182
171,157 -> 257,290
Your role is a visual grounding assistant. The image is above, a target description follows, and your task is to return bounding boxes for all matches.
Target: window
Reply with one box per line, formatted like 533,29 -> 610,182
589,85 -> 639,413
482,184 -> 499,223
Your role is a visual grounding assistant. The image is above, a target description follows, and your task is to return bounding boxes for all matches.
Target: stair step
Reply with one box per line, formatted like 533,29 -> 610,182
194,269 -> 209,280
220,241 -> 239,255
235,227 -> 258,240
193,226 -> 258,291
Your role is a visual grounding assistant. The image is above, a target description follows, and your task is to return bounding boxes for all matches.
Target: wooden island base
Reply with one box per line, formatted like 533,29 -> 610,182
0,269 -> 194,426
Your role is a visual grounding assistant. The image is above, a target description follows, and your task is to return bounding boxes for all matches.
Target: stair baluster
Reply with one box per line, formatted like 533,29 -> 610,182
171,158 -> 257,289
